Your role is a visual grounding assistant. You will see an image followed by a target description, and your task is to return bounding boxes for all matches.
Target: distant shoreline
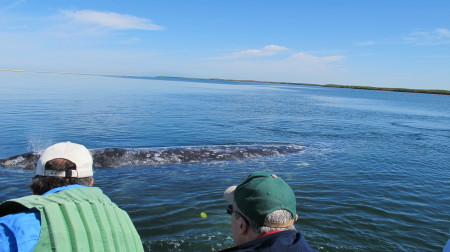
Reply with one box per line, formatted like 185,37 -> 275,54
158,76 -> 450,96
1,69 -> 449,96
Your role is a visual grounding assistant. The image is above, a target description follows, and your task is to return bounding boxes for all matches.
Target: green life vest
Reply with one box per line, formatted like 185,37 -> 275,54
0,187 -> 144,252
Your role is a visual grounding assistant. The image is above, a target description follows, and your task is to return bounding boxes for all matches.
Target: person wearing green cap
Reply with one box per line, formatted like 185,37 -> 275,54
220,171 -> 316,252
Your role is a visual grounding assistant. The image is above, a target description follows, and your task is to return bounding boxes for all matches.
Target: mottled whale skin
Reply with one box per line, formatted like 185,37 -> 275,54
0,144 -> 306,170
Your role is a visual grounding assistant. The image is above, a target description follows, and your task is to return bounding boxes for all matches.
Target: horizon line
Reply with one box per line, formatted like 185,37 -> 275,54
1,69 -> 449,93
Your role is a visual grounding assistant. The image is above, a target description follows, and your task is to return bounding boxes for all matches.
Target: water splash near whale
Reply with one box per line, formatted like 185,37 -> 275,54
0,144 -> 306,170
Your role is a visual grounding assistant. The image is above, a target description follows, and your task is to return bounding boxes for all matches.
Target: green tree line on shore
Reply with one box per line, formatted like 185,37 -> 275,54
324,84 -> 450,95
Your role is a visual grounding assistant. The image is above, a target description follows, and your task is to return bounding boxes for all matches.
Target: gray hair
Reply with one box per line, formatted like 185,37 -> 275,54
235,208 -> 297,234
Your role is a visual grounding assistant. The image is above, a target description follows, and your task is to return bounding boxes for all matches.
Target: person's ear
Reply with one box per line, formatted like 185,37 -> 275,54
238,218 -> 249,235
89,177 -> 95,186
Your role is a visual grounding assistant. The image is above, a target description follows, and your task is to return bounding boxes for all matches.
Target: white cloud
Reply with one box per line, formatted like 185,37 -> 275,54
263,45 -> 288,51
61,10 -> 164,31
403,28 -> 450,45
289,52 -> 346,64
436,28 -> 450,36
219,45 -> 288,59
216,46 -> 345,69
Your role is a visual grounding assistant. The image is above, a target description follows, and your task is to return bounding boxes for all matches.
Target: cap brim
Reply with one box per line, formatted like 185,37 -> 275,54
224,185 -> 237,202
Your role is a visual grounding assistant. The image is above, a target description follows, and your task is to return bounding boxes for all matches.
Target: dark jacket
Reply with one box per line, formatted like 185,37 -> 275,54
218,230 -> 317,252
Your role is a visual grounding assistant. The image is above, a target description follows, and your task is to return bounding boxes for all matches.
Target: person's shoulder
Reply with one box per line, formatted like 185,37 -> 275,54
0,194 -> 41,217
0,209 -> 40,223
0,210 -> 41,251
268,230 -> 317,252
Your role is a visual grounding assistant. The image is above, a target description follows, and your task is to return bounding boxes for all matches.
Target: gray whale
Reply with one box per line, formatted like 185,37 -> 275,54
0,144 -> 306,170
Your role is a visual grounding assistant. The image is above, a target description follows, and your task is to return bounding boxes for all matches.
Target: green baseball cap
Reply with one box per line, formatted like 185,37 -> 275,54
224,171 -> 297,227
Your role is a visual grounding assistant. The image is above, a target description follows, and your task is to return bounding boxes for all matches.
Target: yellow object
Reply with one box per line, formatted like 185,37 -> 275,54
200,212 -> 207,218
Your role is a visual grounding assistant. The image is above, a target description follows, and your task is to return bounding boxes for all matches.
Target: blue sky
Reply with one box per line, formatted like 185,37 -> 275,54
1,0 -> 450,90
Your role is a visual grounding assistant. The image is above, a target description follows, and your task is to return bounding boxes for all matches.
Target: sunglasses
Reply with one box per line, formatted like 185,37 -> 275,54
226,204 -> 249,224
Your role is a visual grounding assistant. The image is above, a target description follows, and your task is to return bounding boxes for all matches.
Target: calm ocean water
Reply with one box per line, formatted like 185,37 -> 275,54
0,72 -> 449,251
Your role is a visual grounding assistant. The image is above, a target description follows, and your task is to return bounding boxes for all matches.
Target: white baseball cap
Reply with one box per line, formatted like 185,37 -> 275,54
36,142 -> 93,178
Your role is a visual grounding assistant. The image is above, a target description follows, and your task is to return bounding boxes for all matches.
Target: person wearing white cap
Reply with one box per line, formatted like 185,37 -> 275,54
220,171 -> 316,252
0,142 -> 144,252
